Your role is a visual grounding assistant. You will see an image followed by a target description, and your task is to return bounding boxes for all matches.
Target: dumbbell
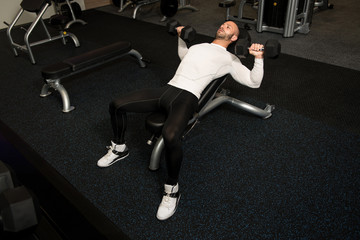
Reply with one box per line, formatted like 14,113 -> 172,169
235,39 -> 281,59
0,161 -> 40,232
0,161 -> 15,193
166,20 -> 197,43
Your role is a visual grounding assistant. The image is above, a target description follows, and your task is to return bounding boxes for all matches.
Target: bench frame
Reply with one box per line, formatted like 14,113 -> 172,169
40,43 -> 146,112
6,0 -> 80,64
146,75 -> 275,171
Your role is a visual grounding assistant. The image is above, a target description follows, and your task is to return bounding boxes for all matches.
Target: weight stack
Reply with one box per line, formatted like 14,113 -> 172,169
263,0 -> 289,28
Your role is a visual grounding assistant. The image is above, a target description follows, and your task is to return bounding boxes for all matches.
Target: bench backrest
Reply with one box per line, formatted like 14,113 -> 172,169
197,75 -> 228,112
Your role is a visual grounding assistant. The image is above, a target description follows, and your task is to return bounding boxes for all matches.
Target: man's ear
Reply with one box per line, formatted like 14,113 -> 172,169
231,34 -> 238,42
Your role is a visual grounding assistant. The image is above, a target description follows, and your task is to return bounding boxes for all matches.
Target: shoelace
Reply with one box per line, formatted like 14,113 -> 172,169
106,145 -> 114,152
161,194 -> 172,209
161,190 -> 179,209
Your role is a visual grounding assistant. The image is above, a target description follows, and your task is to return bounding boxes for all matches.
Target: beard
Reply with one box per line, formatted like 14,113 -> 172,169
215,30 -> 234,41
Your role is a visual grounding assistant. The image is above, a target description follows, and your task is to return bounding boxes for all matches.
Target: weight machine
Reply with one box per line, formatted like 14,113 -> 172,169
219,0 -> 333,38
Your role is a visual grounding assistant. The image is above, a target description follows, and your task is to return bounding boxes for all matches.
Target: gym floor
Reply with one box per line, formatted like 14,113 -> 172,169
0,0 -> 359,239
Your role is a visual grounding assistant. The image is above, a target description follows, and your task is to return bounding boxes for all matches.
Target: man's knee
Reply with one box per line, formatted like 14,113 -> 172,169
162,126 -> 181,148
109,100 -> 118,114
109,99 -> 126,114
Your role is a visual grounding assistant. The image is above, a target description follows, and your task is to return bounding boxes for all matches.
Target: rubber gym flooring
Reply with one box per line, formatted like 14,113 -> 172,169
0,9 -> 359,239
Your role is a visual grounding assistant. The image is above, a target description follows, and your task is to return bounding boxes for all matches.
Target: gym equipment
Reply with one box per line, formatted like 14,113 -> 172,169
6,0 -> 80,64
227,27 -> 252,59
177,0 -> 199,13
219,0 -> 236,21
167,20 -> 197,43
52,0 -> 87,29
314,0 -> 334,10
0,186 -> 39,232
257,0 -> 314,37
114,0 -> 161,19
160,0 -> 198,17
40,41 -> 147,113
0,161 -> 39,232
234,39 -> 281,59
227,28 -> 281,59
145,74 -> 275,170
218,0 -> 332,37
0,162 -> 15,194
161,0 -> 178,17
160,0 -> 199,21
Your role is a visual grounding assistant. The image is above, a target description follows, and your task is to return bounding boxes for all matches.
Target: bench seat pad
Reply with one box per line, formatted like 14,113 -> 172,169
42,41 -> 132,79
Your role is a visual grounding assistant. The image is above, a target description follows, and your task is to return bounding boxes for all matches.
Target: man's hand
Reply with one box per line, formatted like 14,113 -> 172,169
176,26 -> 185,37
249,43 -> 264,59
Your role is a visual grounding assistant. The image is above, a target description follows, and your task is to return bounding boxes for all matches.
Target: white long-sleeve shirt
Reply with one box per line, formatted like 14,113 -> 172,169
167,38 -> 264,99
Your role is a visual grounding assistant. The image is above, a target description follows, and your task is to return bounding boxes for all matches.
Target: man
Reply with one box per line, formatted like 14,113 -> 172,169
97,21 -> 264,220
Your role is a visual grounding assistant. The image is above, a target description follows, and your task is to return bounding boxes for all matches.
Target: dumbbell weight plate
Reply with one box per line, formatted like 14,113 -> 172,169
60,4 -> 71,18
160,0 -> 179,17
167,20 -> 180,35
71,2 -> 82,18
0,161 -> 14,194
112,0 -> 120,7
0,186 -> 39,232
234,38 -> 251,58
264,39 -> 281,58
180,26 -> 196,43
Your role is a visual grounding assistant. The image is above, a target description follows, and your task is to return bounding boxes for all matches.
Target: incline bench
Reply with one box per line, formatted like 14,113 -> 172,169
40,41 -> 147,112
145,74 -> 275,171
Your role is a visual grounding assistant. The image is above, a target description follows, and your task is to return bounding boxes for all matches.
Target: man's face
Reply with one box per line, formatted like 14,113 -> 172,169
216,21 -> 239,42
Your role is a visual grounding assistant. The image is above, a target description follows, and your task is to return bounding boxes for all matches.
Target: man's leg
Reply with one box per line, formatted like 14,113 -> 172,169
157,89 -> 198,220
97,86 -> 169,167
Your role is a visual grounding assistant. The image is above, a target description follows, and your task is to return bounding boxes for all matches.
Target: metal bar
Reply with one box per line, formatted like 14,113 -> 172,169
283,0 -> 299,37
6,8 -> 25,56
24,3 -> 51,63
149,136 -> 164,171
199,94 -> 273,119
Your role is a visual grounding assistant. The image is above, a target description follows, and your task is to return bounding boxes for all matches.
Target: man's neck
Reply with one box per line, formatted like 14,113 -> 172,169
212,39 -> 232,49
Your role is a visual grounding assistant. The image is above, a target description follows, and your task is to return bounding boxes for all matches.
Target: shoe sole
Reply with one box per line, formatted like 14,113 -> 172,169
97,152 -> 129,168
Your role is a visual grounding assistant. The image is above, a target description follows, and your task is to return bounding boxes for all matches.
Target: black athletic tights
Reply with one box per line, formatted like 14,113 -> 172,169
109,85 -> 198,185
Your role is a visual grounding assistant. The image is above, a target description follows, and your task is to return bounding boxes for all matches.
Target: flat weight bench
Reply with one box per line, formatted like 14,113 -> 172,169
145,74 -> 275,171
40,41 -> 147,112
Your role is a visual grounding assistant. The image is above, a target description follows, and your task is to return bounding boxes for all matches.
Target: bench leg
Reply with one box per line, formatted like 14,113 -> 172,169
64,32 -> 80,47
132,0 -> 160,19
40,83 -> 52,97
40,79 -> 75,113
199,94 -> 275,119
128,49 -> 147,68
149,136 -> 164,171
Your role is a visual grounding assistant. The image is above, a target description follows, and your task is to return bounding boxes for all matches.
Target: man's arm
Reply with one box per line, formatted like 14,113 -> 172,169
230,43 -> 264,88
176,26 -> 189,60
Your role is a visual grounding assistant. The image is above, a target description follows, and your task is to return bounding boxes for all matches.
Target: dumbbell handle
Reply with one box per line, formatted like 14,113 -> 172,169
248,47 -> 265,52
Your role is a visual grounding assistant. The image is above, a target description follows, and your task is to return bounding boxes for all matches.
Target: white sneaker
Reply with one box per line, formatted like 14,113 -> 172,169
97,141 -> 129,167
156,183 -> 181,220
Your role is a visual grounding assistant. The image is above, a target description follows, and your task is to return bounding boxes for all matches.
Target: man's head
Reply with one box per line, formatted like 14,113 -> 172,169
215,21 -> 240,43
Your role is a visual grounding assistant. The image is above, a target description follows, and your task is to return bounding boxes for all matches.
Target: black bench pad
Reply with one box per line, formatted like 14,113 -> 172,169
42,41 -> 132,79
21,0 -> 52,12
